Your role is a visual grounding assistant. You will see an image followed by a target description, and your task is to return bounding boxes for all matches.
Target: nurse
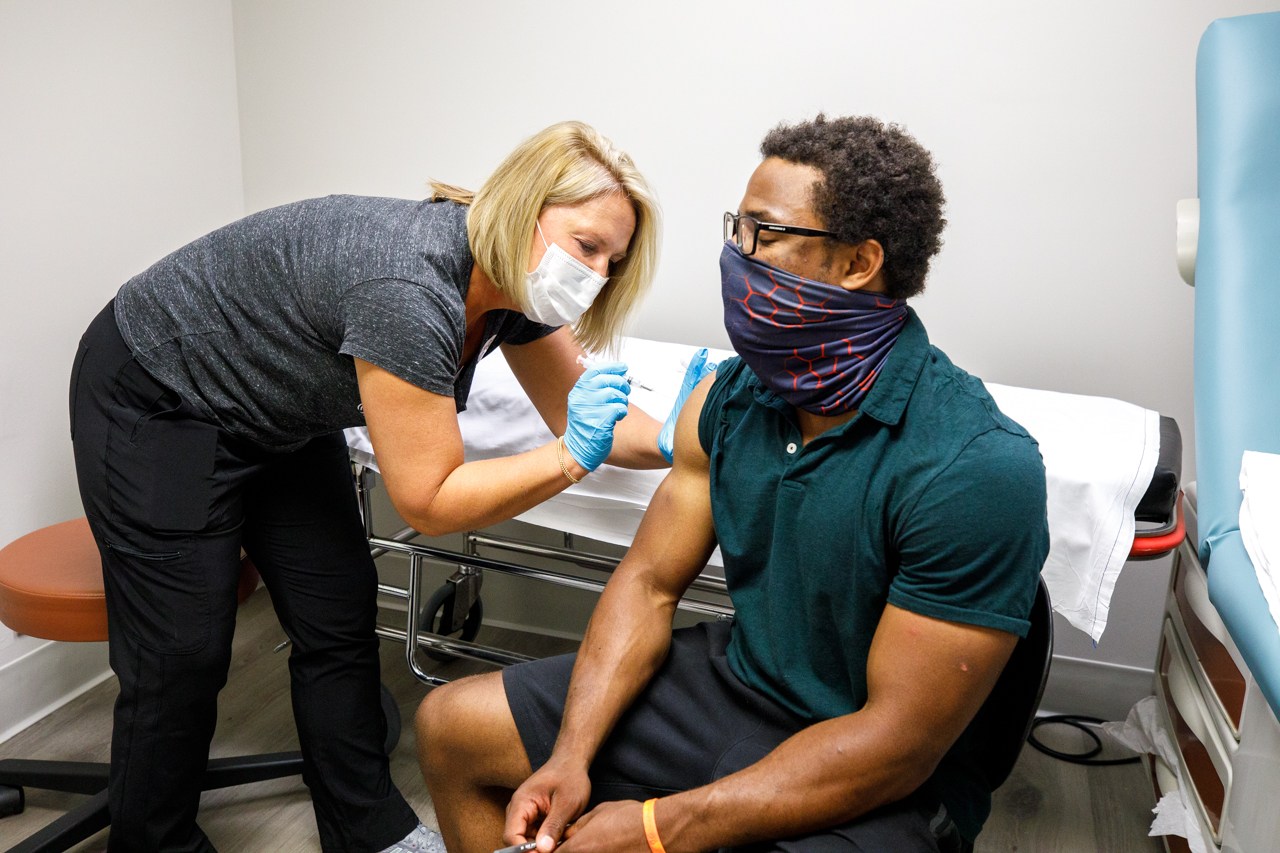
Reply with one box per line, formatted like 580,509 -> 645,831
68,121 -> 688,853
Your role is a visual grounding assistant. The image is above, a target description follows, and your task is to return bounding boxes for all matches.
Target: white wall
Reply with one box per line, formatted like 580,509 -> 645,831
231,0 -> 1278,484
229,0 -> 1280,717
3,2 -> 1271,735
0,1 -> 244,740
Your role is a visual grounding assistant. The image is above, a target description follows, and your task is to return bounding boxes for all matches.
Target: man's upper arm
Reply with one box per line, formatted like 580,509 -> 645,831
865,427 -> 1049,778
614,370 -> 720,603
862,604 -> 1018,787
890,428 -> 1049,636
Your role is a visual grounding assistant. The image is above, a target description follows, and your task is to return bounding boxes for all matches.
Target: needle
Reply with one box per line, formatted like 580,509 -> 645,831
576,355 -> 654,391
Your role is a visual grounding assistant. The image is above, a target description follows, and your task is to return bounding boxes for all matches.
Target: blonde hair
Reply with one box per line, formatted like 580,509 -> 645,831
430,121 -> 661,354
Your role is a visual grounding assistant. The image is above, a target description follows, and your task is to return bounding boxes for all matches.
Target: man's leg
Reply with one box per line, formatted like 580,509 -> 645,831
420,619 -> 961,853
416,673 -> 533,853
241,433 -> 419,853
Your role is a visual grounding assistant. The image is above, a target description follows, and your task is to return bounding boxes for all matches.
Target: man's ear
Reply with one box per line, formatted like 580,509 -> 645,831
836,239 -> 887,293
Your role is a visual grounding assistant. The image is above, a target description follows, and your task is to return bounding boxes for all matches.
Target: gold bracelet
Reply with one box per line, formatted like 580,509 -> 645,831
642,798 -> 667,853
557,436 -> 581,485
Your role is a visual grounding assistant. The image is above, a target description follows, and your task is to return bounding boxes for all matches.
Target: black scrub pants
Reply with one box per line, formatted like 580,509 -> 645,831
69,302 -> 419,853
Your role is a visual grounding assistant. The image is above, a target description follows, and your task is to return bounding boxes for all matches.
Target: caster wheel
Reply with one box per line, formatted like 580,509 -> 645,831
381,682 -> 401,755
420,582 -> 484,662
0,784 -> 24,818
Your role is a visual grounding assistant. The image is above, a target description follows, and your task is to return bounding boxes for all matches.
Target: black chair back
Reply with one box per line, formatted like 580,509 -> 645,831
970,576 -> 1054,790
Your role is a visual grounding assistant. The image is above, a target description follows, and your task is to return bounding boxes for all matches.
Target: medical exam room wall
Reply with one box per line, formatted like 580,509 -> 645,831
229,0 -> 1276,719
0,2 -> 245,742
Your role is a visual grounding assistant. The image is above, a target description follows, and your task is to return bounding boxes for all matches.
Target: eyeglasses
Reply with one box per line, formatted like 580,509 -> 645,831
724,212 -> 833,256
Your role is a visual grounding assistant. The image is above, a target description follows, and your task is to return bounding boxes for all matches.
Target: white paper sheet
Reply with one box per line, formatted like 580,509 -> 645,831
986,384 -> 1162,642
1240,449 -> 1280,642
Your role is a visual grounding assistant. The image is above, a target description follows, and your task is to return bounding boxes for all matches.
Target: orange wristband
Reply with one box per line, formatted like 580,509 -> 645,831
642,798 -> 667,853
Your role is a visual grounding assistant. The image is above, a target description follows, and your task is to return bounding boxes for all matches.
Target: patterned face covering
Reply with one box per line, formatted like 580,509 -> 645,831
719,241 -> 908,415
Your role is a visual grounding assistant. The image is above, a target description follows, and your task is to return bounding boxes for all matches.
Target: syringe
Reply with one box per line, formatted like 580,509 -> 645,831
576,355 -> 654,391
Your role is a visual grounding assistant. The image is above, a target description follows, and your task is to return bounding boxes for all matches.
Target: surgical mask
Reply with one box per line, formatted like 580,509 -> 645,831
523,222 -> 608,326
720,241 -> 908,415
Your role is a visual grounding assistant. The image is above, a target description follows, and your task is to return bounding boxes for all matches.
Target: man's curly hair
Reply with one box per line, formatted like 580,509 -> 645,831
760,115 -> 946,300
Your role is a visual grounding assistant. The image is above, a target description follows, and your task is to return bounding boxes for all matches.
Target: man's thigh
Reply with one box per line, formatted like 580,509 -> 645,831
503,621 -> 799,804
420,670 -> 533,789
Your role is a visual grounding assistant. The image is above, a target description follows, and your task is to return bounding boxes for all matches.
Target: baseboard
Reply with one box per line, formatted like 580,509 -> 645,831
1039,653 -> 1154,721
0,638 -> 112,745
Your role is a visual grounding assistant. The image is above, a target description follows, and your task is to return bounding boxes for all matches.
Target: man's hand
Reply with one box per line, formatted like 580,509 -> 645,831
504,756 -> 593,852
559,800 -> 648,853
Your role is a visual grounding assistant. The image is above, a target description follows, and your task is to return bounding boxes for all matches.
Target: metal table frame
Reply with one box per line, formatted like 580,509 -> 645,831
356,466 -> 732,686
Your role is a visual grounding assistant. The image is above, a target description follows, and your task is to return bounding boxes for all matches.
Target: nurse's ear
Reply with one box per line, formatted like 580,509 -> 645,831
833,239 -> 888,294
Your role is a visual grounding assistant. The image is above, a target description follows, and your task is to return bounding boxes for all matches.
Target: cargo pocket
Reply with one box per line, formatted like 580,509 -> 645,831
106,399 -> 220,534
103,539 -> 209,654
137,415 -> 219,532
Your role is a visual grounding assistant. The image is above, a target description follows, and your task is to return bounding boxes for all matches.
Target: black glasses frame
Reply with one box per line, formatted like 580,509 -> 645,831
724,212 -> 833,256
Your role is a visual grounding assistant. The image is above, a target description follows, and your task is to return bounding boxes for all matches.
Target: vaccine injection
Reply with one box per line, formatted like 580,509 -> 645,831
576,355 -> 654,391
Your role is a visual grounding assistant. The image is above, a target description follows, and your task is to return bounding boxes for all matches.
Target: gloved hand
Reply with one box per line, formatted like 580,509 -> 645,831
563,362 -> 631,473
657,348 -> 717,463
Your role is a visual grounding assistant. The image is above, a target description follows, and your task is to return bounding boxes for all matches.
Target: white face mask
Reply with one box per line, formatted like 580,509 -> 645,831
523,222 -> 608,326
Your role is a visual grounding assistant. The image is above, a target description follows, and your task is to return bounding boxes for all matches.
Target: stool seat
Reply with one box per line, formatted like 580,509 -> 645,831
0,518 -> 106,643
0,518 -> 261,644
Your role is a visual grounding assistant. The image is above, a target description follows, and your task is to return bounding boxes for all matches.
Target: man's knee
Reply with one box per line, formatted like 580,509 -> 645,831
416,671 -> 529,787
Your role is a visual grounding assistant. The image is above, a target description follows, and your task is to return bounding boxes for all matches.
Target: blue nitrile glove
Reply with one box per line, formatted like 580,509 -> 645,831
657,348 -> 718,463
563,362 -> 631,472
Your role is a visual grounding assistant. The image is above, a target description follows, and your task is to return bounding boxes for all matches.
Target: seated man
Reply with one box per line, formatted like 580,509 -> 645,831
416,115 -> 1049,853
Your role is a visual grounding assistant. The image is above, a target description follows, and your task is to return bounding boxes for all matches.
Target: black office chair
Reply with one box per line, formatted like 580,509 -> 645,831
971,576 -> 1055,791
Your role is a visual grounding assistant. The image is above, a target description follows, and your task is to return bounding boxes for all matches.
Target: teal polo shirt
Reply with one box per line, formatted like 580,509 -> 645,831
697,308 -> 1048,841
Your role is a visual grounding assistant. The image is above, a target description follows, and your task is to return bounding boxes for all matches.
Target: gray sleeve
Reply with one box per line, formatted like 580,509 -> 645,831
339,278 -> 461,397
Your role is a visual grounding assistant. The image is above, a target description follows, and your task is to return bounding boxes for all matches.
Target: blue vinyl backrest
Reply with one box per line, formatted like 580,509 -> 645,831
1195,11 -> 1280,719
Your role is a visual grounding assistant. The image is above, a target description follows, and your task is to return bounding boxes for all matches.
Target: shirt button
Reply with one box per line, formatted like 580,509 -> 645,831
786,442 -> 798,454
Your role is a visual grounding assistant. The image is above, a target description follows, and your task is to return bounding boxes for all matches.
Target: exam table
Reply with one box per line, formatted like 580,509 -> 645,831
1139,13 -> 1280,853
346,338 -> 1186,685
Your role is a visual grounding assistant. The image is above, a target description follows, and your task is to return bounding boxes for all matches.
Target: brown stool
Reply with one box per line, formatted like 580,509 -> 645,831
0,518 -> 303,853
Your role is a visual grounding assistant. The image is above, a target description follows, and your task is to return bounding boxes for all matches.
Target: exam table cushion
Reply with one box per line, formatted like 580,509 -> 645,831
1194,11 -> 1280,719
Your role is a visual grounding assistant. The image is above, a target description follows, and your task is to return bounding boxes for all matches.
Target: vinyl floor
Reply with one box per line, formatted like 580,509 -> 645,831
0,588 -> 1165,852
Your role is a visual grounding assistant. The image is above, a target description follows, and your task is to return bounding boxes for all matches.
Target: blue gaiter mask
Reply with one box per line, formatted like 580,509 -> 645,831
720,241 -> 908,415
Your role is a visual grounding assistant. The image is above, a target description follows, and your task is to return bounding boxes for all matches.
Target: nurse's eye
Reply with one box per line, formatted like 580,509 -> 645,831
577,239 -> 598,255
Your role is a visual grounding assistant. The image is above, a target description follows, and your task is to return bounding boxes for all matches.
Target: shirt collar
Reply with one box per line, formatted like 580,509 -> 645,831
857,307 -> 930,426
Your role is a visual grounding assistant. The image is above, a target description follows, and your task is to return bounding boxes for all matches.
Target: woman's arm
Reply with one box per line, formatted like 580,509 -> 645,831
356,358 -> 588,537
503,328 -> 667,470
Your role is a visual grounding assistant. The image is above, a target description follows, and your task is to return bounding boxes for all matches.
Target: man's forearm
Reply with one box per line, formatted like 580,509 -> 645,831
550,569 -> 678,767
655,710 -> 932,853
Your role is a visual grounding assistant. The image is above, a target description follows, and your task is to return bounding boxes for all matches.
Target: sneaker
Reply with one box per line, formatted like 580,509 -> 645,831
378,824 -> 447,853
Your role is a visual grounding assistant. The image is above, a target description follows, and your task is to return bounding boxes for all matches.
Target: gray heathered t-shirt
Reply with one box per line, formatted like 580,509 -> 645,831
113,196 -> 555,449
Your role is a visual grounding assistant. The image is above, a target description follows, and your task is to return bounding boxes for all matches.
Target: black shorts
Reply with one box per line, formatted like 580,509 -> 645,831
502,620 -> 967,853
